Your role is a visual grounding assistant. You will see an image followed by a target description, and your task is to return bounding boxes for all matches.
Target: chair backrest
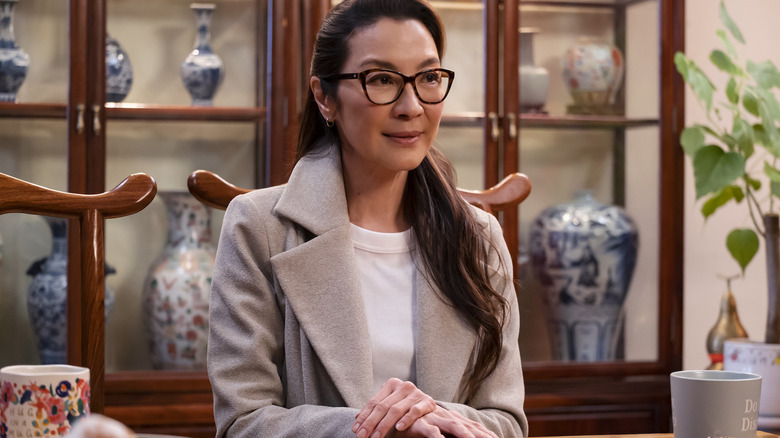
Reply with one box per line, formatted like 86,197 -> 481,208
0,173 -> 157,414
187,170 -> 531,213
188,169 -> 530,215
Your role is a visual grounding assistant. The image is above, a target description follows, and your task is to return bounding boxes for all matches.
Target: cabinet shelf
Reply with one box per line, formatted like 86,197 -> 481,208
0,102 -> 67,119
440,111 -> 658,129
0,103 -> 266,122
105,104 -> 267,122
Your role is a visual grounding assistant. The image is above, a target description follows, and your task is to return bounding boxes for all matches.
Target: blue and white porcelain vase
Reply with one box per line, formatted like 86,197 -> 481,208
529,191 -> 638,362
0,0 -> 30,103
142,192 -> 215,370
105,34 -> 133,103
26,217 -> 115,364
180,3 -> 223,107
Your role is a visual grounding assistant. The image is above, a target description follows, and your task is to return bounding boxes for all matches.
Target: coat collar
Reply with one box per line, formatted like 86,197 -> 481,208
270,142 -> 477,406
274,141 -> 350,235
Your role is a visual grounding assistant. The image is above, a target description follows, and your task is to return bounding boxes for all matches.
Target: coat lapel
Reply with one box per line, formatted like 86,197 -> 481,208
415,271 -> 477,403
271,228 -> 373,407
270,142 -> 373,407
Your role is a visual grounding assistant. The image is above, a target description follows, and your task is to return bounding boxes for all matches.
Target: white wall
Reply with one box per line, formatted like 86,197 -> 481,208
683,0 -> 780,369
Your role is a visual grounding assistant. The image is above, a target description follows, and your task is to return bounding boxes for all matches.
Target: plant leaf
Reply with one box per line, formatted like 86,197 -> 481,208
681,126 -> 706,156
743,89 -> 760,116
674,52 -> 689,80
716,29 -> 738,59
701,185 -> 744,218
726,77 -> 739,104
754,123 -> 770,147
693,145 -> 746,198
733,118 -> 754,157
677,53 -> 716,110
772,181 -> 780,198
727,228 -> 758,274
719,0 -> 745,45
748,60 -> 780,89
711,50 -> 743,76
746,175 -> 762,191
765,162 -> 780,183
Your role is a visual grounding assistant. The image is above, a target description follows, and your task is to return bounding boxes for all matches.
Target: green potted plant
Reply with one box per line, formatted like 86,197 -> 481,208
675,1 -> 780,346
676,2 -> 780,425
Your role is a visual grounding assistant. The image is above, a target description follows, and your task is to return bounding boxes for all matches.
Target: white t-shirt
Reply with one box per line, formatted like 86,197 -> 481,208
350,224 -> 418,394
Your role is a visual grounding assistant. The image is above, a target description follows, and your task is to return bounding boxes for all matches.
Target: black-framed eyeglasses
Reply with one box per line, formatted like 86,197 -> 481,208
321,68 -> 455,105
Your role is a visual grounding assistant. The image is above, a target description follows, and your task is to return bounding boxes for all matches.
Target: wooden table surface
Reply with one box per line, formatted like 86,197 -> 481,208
537,432 -> 779,438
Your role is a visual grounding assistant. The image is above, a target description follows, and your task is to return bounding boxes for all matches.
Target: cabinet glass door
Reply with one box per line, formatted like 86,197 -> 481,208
103,0 -> 267,372
512,0 -> 674,369
436,0 -> 682,372
0,0 -> 70,368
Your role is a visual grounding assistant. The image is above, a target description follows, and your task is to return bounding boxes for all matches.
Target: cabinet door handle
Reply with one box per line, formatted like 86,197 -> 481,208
76,104 -> 85,134
92,104 -> 102,136
507,112 -> 517,140
488,112 -> 500,142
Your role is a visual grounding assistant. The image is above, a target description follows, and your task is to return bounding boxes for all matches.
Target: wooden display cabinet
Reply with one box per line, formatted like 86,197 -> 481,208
0,0 -> 683,436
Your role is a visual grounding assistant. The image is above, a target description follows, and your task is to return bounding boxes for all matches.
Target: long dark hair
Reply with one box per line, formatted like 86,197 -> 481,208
297,0 -> 509,402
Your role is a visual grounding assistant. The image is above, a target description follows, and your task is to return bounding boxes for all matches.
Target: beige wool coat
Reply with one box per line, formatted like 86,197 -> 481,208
207,143 -> 528,438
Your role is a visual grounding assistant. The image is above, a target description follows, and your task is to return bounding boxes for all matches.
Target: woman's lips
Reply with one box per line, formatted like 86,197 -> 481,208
385,131 -> 422,145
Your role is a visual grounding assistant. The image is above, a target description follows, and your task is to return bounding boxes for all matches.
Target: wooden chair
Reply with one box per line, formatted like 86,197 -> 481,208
0,173 -> 157,414
188,169 -> 530,214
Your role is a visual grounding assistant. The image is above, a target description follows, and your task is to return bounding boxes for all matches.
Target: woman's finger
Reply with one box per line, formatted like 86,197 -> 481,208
353,379 -> 434,438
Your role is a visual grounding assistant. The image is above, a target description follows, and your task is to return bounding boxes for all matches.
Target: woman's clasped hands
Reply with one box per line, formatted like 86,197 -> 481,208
352,378 -> 499,438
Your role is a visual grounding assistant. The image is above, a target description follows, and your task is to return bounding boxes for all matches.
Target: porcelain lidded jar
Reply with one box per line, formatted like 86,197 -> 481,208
518,27 -> 549,113
105,34 -> 133,103
0,0 -> 30,102
143,191 -> 216,370
180,3 -> 224,106
724,339 -> 780,427
529,191 -> 638,361
26,217 -> 116,364
562,38 -> 623,111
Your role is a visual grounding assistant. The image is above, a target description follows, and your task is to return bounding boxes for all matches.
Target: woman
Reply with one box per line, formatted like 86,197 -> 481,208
207,0 -> 527,437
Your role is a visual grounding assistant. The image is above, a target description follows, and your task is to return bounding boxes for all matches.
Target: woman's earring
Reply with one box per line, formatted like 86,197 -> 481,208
325,118 -> 335,128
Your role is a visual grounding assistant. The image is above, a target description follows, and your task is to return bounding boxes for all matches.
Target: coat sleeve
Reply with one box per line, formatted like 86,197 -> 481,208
435,211 -> 529,438
207,194 -> 359,438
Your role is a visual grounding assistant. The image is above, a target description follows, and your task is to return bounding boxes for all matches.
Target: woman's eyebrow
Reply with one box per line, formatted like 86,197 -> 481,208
356,57 -> 441,71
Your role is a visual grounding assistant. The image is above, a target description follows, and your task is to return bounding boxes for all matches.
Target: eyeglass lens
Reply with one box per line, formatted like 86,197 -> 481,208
364,70 -> 451,104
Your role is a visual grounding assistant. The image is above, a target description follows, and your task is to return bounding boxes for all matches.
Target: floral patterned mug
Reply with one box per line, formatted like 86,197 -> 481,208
0,365 -> 90,437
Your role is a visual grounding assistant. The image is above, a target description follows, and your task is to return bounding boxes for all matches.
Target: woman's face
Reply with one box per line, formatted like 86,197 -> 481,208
329,18 -> 445,176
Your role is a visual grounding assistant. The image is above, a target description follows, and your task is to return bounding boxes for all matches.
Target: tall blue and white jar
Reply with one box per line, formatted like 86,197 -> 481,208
529,191 -> 638,362
180,3 -> 223,106
105,34 -> 133,102
26,217 -> 115,364
0,0 -> 30,102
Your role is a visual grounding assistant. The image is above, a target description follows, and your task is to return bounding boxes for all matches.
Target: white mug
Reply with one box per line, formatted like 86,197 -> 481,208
1,365 -> 90,437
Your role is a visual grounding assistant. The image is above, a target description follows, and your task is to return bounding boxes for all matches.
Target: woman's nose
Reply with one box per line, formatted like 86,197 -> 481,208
392,83 -> 424,117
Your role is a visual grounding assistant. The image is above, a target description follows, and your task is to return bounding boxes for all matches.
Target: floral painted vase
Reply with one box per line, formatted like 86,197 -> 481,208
529,191 -> 638,361
26,217 -> 115,365
180,3 -> 224,106
105,34 -> 133,103
0,0 -> 30,102
519,27 -> 549,113
561,38 -> 623,108
142,191 -> 215,370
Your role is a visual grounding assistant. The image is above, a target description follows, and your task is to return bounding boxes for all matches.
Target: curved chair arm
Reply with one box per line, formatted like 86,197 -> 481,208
0,172 -> 157,414
188,170 -> 250,210
458,173 -> 531,214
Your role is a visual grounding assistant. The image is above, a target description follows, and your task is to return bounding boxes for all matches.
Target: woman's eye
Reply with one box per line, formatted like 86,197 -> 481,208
367,74 -> 396,86
422,72 -> 441,84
